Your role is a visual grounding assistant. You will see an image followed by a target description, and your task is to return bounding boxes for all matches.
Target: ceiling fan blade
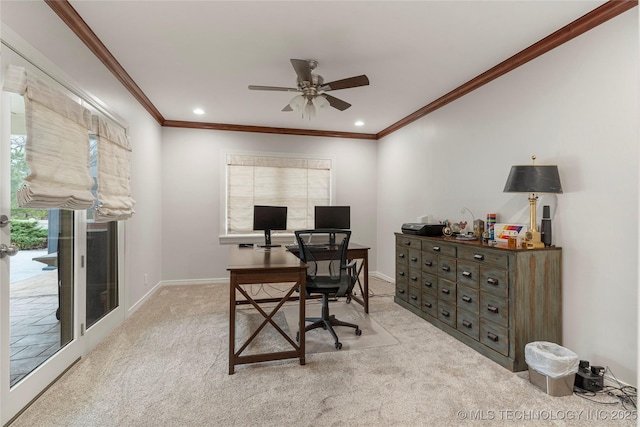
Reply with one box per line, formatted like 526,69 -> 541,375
324,94 -> 351,111
290,59 -> 312,83
282,104 -> 293,112
248,85 -> 300,92
321,75 -> 369,91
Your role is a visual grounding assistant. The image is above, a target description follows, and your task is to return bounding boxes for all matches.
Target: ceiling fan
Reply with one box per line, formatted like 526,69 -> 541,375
248,59 -> 369,118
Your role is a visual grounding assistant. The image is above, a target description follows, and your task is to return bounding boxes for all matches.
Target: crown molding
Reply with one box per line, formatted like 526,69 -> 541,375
163,120 -> 377,140
376,0 -> 638,139
44,0 -> 165,125
46,0 -> 637,140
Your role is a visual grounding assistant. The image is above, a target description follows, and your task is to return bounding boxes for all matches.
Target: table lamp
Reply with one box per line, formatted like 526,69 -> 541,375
503,156 -> 562,249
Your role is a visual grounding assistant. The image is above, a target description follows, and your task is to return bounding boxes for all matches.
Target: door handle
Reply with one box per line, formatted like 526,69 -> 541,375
0,244 -> 19,258
0,215 -> 8,227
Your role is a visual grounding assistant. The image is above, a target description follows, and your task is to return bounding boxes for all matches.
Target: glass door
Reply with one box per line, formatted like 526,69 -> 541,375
0,92 -> 83,424
82,133 -> 124,350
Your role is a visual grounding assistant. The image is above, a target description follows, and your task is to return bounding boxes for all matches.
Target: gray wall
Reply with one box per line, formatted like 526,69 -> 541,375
160,128 -> 378,282
376,11 -> 638,385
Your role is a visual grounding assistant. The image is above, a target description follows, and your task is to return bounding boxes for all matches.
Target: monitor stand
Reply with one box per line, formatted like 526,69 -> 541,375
258,229 -> 281,248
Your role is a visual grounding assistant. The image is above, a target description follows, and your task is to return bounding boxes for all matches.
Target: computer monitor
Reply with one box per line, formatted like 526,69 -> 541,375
253,205 -> 287,247
314,206 -> 350,230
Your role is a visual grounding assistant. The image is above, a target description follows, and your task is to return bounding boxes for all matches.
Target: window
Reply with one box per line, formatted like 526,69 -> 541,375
226,154 -> 331,234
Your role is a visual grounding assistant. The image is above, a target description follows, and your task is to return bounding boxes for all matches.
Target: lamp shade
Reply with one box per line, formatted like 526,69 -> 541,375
503,165 -> 563,194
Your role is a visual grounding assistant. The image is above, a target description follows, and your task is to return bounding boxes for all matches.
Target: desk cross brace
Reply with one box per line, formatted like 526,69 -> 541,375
234,284 -> 300,357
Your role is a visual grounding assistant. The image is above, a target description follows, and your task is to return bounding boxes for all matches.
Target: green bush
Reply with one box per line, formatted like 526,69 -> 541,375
11,220 -> 48,250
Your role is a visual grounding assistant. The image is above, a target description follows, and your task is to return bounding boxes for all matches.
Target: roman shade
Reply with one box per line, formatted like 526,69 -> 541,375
3,65 -> 94,210
226,154 -> 331,233
91,116 -> 135,222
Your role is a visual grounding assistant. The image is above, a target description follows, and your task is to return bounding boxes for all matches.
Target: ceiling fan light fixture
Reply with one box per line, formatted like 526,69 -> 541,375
288,94 -> 305,111
303,98 -> 315,119
312,94 -> 329,112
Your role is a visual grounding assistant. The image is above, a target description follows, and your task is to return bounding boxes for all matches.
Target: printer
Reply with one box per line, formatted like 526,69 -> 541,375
401,223 -> 445,236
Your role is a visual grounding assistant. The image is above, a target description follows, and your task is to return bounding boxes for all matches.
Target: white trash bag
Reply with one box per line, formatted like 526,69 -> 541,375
525,341 -> 579,378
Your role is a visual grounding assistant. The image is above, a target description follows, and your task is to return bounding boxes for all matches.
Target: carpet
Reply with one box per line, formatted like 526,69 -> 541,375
282,299 -> 398,353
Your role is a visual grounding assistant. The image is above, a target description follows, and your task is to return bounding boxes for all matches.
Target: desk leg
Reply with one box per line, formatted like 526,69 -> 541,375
363,252 -> 369,314
298,269 -> 306,365
229,272 -> 236,375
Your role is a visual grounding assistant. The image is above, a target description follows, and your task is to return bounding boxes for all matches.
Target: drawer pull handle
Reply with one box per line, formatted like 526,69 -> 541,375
411,257 -> 418,262
474,254 -> 485,260
398,289 -> 405,294
424,281 -> 433,288
424,261 -> 433,267
424,302 -> 432,308
442,266 -> 450,272
462,295 -> 472,303
405,241 -> 411,246
487,305 -> 499,314
410,295 -> 417,301
411,276 -> 418,281
433,246 -> 441,252
441,309 -> 450,317
462,271 -> 472,278
441,288 -> 450,295
399,272 -> 405,276
462,320 -> 472,328
487,332 -> 499,342
398,254 -> 405,259
487,278 -> 498,286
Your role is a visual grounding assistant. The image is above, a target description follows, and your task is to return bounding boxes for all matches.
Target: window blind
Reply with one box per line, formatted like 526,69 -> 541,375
3,65 -> 94,210
226,154 -> 331,233
91,116 -> 135,222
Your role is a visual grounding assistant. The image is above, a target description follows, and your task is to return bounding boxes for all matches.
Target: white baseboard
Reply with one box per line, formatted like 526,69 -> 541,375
160,278 -> 229,286
127,281 -> 162,316
372,271 -> 393,283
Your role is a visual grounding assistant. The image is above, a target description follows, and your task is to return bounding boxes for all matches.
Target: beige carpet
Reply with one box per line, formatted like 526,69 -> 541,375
9,278 -> 636,427
283,299 -> 398,354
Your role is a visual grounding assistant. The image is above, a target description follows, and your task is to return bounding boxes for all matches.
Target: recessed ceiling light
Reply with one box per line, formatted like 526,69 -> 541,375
193,108 -> 205,115
354,120 -> 364,127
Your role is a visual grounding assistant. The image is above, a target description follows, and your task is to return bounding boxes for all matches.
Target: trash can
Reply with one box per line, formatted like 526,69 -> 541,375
525,341 -> 579,396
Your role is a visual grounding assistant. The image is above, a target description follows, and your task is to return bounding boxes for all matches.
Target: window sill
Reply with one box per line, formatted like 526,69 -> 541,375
218,233 -> 296,246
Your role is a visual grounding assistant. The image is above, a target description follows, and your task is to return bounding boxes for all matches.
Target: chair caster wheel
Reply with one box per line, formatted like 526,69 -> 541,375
346,297 -> 351,304
335,342 -> 342,350
355,328 -> 362,336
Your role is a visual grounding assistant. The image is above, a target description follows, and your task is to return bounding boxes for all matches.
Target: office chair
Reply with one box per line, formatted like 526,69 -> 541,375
294,229 -> 361,349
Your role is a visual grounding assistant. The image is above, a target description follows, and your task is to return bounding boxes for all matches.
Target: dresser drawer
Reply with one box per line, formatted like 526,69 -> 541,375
457,308 -> 480,341
396,280 -> 408,302
408,285 -> 421,309
408,249 -> 422,269
396,262 -> 408,284
438,301 -> 456,328
437,278 -> 456,304
397,236 -> 422,250
421,251 -> 438,275
408,268 -> 421,288
422,273 -> 437,296
425,242 -> 456,257
458,246 -> 508,269
457,285 -> 479,314
396,247 -> 409,264
480,267 -> 508,298
457,260 -> 479,289
421,292 -> 438,318
480,318 -> 509,356
438,256 -> 457,282
480,292 -> 508,327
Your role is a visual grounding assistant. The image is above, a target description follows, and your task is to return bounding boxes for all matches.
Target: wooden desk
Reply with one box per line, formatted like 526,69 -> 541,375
227,246 -> 307,374
288,243 -> 370,313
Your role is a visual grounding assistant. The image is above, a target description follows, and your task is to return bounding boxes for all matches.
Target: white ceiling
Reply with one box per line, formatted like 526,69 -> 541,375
7,1 -> 607,135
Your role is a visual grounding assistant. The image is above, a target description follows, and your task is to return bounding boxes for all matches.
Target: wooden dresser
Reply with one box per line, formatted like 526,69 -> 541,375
394,233 -> 562,371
